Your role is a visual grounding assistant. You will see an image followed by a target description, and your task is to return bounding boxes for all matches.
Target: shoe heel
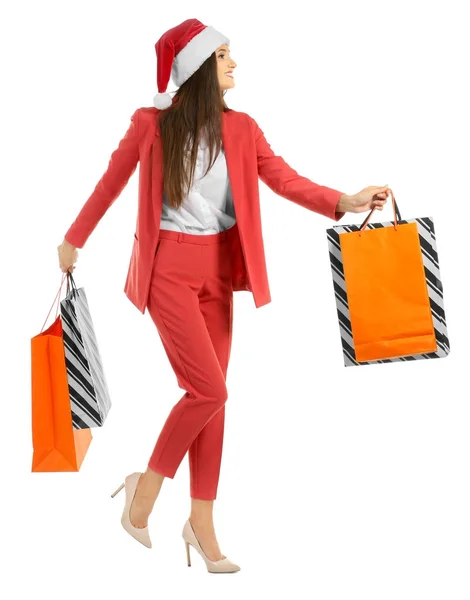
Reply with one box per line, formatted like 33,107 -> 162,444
185,541 -> 191,567
111,483 -> 125,498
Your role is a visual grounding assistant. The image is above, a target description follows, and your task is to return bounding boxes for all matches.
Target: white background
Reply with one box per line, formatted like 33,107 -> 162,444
1,0 -> 469,598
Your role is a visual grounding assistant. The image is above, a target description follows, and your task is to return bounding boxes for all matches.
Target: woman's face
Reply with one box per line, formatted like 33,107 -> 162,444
216,44 -> 237,90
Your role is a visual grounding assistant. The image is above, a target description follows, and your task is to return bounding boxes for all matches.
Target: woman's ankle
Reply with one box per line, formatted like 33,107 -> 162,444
189,513 -> 215,527
141,468 -> 165,490
190,499 -> 215,521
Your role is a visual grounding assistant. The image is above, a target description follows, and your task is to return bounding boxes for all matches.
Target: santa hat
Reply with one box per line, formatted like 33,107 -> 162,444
153,18 -> 230,109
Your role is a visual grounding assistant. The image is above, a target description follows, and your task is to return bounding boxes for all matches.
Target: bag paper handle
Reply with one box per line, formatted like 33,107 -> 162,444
358,190 -> 402,234
40,272 -> 68,333
40,271 -> 79,333
65,270 -> 79,297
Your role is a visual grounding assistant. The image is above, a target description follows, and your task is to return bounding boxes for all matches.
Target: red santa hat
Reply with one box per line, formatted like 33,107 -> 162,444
153,18 -> 230,109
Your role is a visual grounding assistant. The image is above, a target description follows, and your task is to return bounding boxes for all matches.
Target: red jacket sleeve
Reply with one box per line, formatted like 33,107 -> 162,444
249,115 -> 345,221
64,109 -> 140,248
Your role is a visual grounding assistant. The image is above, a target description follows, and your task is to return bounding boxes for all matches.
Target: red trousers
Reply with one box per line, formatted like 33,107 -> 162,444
146,223 -> 236,500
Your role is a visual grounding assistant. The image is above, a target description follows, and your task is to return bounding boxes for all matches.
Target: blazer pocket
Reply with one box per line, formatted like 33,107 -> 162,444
134,233 -> 138,241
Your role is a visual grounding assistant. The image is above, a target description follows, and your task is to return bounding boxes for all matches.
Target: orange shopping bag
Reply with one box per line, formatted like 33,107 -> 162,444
31,274 -> 92,472
326,193 -> 450,366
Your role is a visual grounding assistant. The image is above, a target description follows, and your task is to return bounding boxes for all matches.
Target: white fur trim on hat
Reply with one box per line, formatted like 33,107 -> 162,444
153,92 -> 173,109
171,25 -> 230,87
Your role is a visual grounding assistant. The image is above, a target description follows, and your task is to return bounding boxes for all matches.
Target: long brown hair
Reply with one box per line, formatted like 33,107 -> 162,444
157,51 -> 231,210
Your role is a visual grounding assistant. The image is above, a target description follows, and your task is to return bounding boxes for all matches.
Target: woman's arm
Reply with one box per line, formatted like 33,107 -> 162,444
63,109 -> 141,249
249,115 -> 345,221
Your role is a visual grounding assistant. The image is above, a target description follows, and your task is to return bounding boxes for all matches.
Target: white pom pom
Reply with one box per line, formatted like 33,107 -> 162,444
153,92 -> 173,109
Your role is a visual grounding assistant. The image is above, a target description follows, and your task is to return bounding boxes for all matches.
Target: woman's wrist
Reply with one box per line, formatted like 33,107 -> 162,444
62,237 -> 76,249
337,193 -> 353,213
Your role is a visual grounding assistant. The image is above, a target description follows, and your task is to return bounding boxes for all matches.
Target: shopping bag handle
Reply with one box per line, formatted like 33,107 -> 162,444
40,272 -> 68,333
40,271 -> 80,333
358,190 -> 402,233
65,271 -> 79,297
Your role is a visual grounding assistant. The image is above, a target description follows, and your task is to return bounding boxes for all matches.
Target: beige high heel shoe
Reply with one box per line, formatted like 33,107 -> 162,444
182,519 -> 240,573
111,472 -> 152,549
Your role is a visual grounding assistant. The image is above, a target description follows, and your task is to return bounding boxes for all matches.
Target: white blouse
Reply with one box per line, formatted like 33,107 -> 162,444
160,136 -> 237,235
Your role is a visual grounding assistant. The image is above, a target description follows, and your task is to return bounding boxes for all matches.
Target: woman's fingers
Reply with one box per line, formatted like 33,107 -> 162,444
354,185 -> 392,213
373,188 -> 390,205
373,197 -> 387,210
375,190 -> 391,199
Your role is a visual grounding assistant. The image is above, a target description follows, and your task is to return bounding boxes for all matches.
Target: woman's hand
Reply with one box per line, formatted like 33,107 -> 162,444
337,185 -> 392,214
57,238 -> 78,273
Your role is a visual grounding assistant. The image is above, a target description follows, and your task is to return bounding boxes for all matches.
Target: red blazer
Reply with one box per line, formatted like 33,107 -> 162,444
64,105 -> 345,314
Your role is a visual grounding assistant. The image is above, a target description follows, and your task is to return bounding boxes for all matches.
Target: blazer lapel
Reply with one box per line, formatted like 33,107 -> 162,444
222,110 -> 244,224
150,115 -> 163,234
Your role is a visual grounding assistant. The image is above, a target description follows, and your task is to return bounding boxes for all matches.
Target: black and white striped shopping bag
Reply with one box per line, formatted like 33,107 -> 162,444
60,272 -> 112,428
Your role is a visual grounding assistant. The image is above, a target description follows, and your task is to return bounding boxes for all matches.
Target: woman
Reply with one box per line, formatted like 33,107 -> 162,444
57,18 -> 391,573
